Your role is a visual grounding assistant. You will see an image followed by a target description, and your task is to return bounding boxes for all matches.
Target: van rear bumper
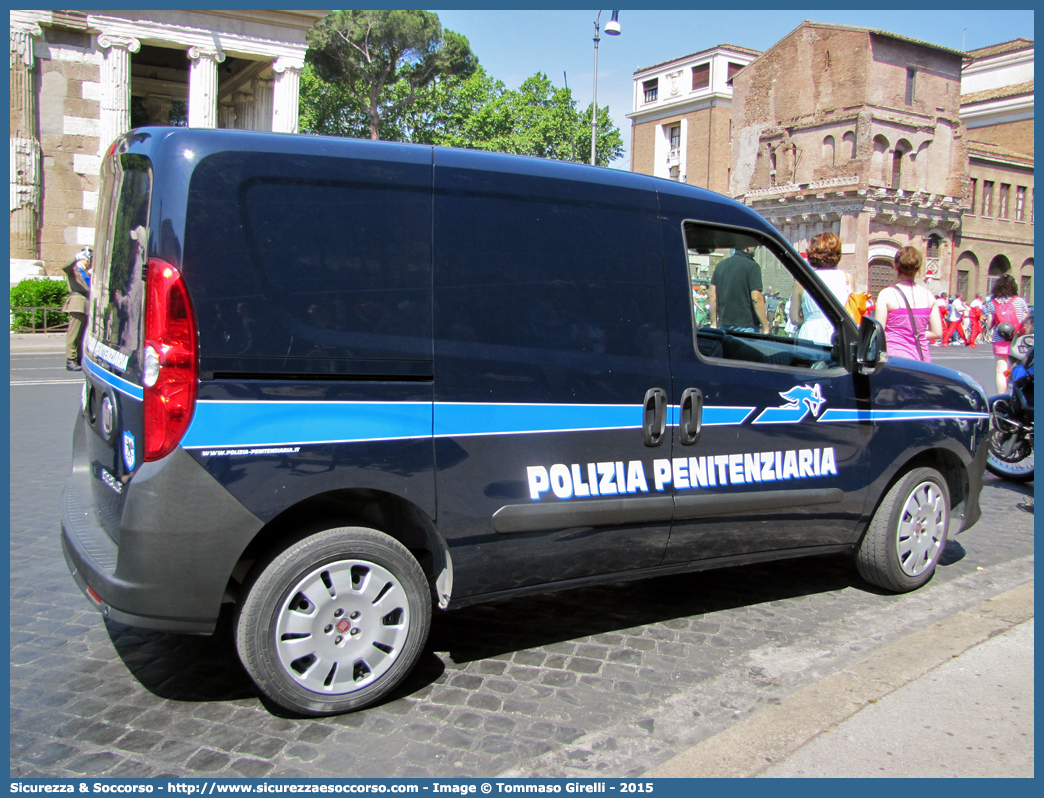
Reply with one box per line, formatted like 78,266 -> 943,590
60,425 -> 264,634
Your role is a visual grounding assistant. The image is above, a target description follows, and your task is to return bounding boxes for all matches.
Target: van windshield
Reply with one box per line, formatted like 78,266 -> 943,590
90,153 -> 152,361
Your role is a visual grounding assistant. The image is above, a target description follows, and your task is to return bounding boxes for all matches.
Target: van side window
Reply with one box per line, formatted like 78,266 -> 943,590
684,222 -> 841,370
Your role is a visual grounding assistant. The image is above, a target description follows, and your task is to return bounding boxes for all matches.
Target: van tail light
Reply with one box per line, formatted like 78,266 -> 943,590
143,258 -> 197,461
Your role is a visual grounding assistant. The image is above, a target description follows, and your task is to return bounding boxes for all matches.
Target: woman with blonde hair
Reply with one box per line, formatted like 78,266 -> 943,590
876,246 -> 943,361
790,231 -> 850,345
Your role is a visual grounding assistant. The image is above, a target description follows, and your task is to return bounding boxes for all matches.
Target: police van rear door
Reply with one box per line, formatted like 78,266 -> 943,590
79,150 -> 152,544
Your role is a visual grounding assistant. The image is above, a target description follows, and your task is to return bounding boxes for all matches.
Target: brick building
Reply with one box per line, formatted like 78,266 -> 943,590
630,22 -> 1034,302
955,38 -> 1034,301
10,9 -> 327,283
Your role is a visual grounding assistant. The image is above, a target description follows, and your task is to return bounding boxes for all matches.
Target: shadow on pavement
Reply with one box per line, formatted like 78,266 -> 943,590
429,552 -> 864,663
106,550 -> 870,709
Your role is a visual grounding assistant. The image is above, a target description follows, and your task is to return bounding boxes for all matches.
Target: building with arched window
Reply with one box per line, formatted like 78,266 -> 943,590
954,38 -> 1033,303
10,9 -> 328,282
630,22 -> 1033,303
725,22 -> 969,296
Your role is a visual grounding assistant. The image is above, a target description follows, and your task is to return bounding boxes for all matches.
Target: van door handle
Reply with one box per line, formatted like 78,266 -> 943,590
643,387 -> 667,447
680,387 -> 703,446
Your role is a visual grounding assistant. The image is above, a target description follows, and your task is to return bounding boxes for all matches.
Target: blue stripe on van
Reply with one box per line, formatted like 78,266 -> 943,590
818,409 -> 990,423
180,400 -> 761,449
701,406 -> 757,426
181,401 -> 433,449
433,402 -> 642,438
83,357 -> 144,401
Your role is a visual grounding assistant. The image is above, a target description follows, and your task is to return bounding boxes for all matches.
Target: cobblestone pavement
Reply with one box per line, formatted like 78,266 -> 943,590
10,356 -> 1035,779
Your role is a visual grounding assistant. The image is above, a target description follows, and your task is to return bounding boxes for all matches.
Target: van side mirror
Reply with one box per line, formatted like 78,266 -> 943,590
855,315 -> 886,376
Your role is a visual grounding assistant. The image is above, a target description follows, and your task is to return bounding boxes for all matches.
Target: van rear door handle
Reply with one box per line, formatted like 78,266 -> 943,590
680,387 -> 703,446
643,387 -> 667,447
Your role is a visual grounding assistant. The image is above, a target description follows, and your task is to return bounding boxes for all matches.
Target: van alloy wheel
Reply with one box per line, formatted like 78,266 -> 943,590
236,527 -> 430,716
275,559 -> 411,694
895,480 -> 946,578
856,466 -> 950,593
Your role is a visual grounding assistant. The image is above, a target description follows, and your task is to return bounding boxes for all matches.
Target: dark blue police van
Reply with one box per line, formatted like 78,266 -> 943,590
62,128 -> 989,715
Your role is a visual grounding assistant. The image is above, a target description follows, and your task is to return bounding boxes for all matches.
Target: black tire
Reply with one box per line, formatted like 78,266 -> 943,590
985,395 -> 1034,482
235,526 -> 431,716
856,467 -> 950,593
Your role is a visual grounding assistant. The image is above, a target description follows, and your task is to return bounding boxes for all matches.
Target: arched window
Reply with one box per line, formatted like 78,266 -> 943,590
822,135 -> 835,167
1020,258 -> 1034,302
872,135 -> 889,184
769,148 -> 777,185
988,254 -> 1011,296
842,131 -> 856,160
892,139 -> 912,190
926,234 -> 941,258
956,251 -> 980,297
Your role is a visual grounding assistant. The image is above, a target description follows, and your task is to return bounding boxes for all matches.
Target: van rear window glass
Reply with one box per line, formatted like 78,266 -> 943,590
91,153 -> 152,356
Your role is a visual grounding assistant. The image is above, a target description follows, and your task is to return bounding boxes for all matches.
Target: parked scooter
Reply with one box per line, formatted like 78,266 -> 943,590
986,320 -> 1034,481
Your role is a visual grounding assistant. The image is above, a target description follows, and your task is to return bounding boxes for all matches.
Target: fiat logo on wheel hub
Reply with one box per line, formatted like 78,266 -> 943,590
336,619 -> 351,633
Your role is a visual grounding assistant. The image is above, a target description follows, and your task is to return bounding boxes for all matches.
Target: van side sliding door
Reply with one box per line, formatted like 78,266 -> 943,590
432,151 -> 673,599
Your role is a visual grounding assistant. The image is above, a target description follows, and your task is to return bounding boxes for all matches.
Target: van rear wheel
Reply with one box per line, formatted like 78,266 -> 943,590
856,467 -> 950,593
235,526 -> 431,716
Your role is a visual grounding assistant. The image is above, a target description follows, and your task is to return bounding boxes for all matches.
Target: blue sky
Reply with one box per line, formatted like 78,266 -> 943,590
433,9 -> 1034,168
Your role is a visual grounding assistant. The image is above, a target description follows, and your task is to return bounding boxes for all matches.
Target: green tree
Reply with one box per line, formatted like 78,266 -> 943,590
305,10 -> 477,141
299,64 -> 370,139
394,69 -> 624,166
575,104 -> 624,167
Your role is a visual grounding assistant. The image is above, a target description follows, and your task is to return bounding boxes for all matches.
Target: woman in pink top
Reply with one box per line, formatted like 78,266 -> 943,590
876,246 -> 943,362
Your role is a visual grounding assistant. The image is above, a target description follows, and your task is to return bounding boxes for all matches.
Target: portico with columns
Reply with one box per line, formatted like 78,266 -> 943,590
10,9 -> 326,281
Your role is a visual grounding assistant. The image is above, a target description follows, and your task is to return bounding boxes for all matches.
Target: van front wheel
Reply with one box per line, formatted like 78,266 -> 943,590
856,467 -> 950,593
235,527 -> 431,716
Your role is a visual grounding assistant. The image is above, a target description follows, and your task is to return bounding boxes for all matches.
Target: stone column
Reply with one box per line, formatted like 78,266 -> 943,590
218,98 -> 236,130
253,78 -> 273,132
97,34 -> 141,155
10,19 -> 43,260
187,46 -> 225,129
272,58 -> 303,134
232,88 -> 254,130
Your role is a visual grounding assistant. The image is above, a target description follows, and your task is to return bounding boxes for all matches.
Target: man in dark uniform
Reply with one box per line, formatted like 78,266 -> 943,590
708,246 -> 770,334
62,246 -> 92,371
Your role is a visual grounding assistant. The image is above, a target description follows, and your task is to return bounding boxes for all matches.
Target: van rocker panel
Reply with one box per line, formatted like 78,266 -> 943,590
61,442 -> 264,632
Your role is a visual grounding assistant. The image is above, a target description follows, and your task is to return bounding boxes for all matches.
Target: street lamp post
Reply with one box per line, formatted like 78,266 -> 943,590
590,10 -> 620,166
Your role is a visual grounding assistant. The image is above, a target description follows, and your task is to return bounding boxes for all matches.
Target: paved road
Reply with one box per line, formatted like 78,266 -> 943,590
10,346 -> 1033,778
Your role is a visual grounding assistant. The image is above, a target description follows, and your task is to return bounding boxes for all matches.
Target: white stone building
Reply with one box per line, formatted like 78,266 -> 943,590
10,9 -> 328,283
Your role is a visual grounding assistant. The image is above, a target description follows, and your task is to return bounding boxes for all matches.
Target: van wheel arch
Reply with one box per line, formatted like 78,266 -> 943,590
228,489 -> 452,611
863,448 -> 969,545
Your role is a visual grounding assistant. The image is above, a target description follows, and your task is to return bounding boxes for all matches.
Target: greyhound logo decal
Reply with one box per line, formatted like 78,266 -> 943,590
753,384 -> 826,424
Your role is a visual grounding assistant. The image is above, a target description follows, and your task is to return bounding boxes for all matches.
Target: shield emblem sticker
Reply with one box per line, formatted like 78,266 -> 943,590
123,431 -> 136,471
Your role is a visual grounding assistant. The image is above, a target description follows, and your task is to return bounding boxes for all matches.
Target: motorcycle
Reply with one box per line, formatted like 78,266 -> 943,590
985,322 -> 1033,482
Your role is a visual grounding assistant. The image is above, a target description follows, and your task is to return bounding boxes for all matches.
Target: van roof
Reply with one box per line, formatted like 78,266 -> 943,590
120,126 -> 777,240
